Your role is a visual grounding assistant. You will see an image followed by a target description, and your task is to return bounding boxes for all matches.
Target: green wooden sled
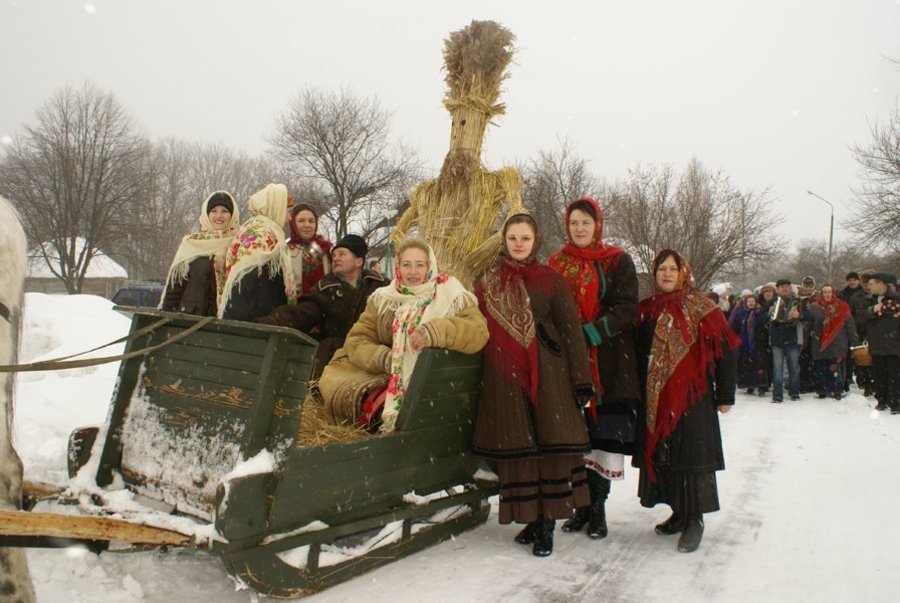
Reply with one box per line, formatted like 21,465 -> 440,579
83,309 -> 495,598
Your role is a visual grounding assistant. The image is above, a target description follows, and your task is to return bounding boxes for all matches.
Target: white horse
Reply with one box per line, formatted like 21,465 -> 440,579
0,196 -> 36,602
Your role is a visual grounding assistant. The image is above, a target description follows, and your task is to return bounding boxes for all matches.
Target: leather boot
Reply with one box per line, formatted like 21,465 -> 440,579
677,516 -> 704,552
532,517 -> 555,557
655,512 -> 685,535
514,520 -> 537,544
586,473 -> 610,539
561,507 -> 589,533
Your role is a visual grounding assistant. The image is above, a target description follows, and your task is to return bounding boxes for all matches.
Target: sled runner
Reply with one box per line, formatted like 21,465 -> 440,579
9,308 -> 495,598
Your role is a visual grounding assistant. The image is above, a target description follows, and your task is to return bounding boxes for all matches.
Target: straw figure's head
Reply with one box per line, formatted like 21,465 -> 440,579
441,20 -> 515,176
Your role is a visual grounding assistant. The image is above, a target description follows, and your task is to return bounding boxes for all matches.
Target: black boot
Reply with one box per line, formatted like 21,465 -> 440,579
655,512 -> 685,535
532,517 -> 554,557
514,520 -> 537,544
561,507 -> 589,533
586,473 -> 610,539
677,516 -> 704,553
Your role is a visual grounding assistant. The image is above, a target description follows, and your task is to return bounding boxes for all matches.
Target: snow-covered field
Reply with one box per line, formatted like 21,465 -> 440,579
13,293 -> 900,602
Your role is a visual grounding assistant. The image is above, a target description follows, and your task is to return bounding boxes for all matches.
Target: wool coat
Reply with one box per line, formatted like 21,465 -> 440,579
864,290 -> 900,357
805,303 -> 860,361
160,256 -> 217,317
472,271 -> 592,460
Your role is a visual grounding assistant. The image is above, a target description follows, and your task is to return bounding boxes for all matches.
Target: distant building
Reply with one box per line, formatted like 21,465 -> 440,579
26,238 -> 128,298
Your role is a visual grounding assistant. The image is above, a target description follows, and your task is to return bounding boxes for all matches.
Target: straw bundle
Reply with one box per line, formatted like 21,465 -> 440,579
393,20 -> 524,288
295,389 -> 369,447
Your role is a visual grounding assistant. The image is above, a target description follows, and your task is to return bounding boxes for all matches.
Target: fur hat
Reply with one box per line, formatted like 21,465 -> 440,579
846,271 -> 860,280
776,278 -> 792,287
333,234 -> 368,259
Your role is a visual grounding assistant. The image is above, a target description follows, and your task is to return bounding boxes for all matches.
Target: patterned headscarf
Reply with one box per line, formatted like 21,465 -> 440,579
159,191 -> 240,309
287,204 -> 333,296
636,249 -> 740,483
369,240 -> 476,432
815,284 -> 851,352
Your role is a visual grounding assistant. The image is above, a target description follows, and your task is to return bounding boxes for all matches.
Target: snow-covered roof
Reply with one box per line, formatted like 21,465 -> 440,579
27,237 -> 128,279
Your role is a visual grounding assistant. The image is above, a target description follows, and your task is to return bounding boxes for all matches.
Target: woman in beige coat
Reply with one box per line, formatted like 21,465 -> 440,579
317,238 -> 488,432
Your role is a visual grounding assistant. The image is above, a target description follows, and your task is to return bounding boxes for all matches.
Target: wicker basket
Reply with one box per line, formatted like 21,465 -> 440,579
850,343 -> 872,367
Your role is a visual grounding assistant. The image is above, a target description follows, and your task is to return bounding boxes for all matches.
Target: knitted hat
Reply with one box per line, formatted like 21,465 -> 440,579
333,234 -> 368,259
870,272 -> 897,286
845,271 -> 859,280
206,191 -> 235,215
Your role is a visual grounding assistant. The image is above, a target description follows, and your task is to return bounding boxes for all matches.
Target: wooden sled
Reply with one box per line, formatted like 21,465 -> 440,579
6,309 -> 495,598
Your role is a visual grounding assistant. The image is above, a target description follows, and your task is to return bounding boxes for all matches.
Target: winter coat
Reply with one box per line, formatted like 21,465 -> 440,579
343,295 -> 488,375
579,253 -> 640,454
768,295 -> 803,347
160,256 -> 217,316
864,290 -> 900,357
849,289 -> 874,340
264,269 -> 388,379
805,303 -> 859,360
633,320 -> 736,473
838,285 -> 863,304
732,306 -> 770,388
472,271 -> 592,460
220,266 -> 287,322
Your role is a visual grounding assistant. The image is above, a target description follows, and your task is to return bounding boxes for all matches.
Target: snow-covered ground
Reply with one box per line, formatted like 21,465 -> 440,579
13,293 -> 900,602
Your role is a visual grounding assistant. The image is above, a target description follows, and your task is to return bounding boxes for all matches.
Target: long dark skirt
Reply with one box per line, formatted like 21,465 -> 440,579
638,469 -> 720,516
737,350 -> 769,391
493,454 -> 589,524
813,357 -> 845,397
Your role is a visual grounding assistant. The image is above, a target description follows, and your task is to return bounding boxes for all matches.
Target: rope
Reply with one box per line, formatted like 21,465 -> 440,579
0,316 -> 214,373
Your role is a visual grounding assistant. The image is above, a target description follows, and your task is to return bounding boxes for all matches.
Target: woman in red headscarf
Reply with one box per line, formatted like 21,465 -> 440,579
287,203 -> 333,297
634,249 -> 740,553
805,283 -> 859,399
473,213 -> 594,558
547,197 -> 640,540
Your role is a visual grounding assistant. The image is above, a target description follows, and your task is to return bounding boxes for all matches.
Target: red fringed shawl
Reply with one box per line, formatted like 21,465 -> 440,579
815,291 -> 851,353
636,286 -> 741,483
477,259 -> 555,407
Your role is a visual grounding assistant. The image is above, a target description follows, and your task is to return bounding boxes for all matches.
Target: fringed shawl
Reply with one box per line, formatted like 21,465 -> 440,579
159,191 -> 239,309
370,244 -> 477,432
816,289 -> 852,352
636,252 -> 740,483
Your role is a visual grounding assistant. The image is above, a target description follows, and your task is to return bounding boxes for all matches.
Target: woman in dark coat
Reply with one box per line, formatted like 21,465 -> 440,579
634,249 -> 739,553
732,295 -> 770,394
219,184 -> 294,321
287,203 -> 333,297
160,191 -> 239,316
805,283 -> 859,399
547,196 -> 639,539
473,214 -> 594,558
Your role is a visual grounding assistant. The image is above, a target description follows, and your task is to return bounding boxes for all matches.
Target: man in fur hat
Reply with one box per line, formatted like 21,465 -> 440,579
258,234 -> 388,379
863,273 -> 900,413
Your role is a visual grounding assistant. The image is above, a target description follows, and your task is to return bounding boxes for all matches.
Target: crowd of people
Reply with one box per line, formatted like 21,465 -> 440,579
720,270 -> 899,414
158,185 -> 899,561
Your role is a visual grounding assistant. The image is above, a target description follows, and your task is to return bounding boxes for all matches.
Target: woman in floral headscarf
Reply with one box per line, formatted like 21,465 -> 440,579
634,249 -> 740,554
473,214 -> 594,559
219,183 -> 295,321
287,203 -> 333,296
160,191 -> 239,316
805,283 -> 859,399
317,237 -> 487,432
547,196 -> 640,540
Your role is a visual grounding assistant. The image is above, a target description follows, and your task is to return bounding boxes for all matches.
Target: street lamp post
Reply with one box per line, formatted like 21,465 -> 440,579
807,190 -> 834,284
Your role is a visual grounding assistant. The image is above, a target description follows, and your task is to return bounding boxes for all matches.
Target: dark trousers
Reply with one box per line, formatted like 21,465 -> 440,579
872,355 -> 900,410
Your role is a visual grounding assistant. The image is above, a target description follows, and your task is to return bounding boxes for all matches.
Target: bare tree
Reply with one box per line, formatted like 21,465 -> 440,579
519,139 -> 601,251
0,83 -> 150,293
269,87 -> 418,239
610,158 -> 778,289
848,104 -> 900,253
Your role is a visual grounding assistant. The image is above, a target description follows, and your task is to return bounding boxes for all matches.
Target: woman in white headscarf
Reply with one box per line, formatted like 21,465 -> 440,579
160,191 -> 239,316
219,183 -> 296,321
317,237 -> 488,432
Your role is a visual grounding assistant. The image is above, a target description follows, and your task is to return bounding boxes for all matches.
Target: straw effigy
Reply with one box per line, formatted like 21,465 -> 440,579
392,20 -> 525,287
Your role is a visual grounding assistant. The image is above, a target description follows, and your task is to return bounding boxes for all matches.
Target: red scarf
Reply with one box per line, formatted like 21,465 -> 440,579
288,235 -> 333,295
815,289 -> 851,352
547,197 -> 624,414
636,252 -> 740,483
477,258 -> 555,406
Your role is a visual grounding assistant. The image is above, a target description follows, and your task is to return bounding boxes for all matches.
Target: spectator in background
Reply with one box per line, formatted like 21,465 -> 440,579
863,273 -> 900,413
839,271 -> 862,303
849,269 -> 877,396
733,294 -> 770,396
805,283 -> 859,400
287,203 -> 333,297
797,276 -> 818,393
769,278 -> 803,403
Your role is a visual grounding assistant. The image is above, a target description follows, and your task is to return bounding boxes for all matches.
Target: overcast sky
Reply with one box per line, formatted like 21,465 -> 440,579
2,0 -> 899,244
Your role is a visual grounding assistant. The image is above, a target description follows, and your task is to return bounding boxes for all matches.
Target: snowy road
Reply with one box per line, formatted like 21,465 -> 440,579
26,390 -> 900,603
